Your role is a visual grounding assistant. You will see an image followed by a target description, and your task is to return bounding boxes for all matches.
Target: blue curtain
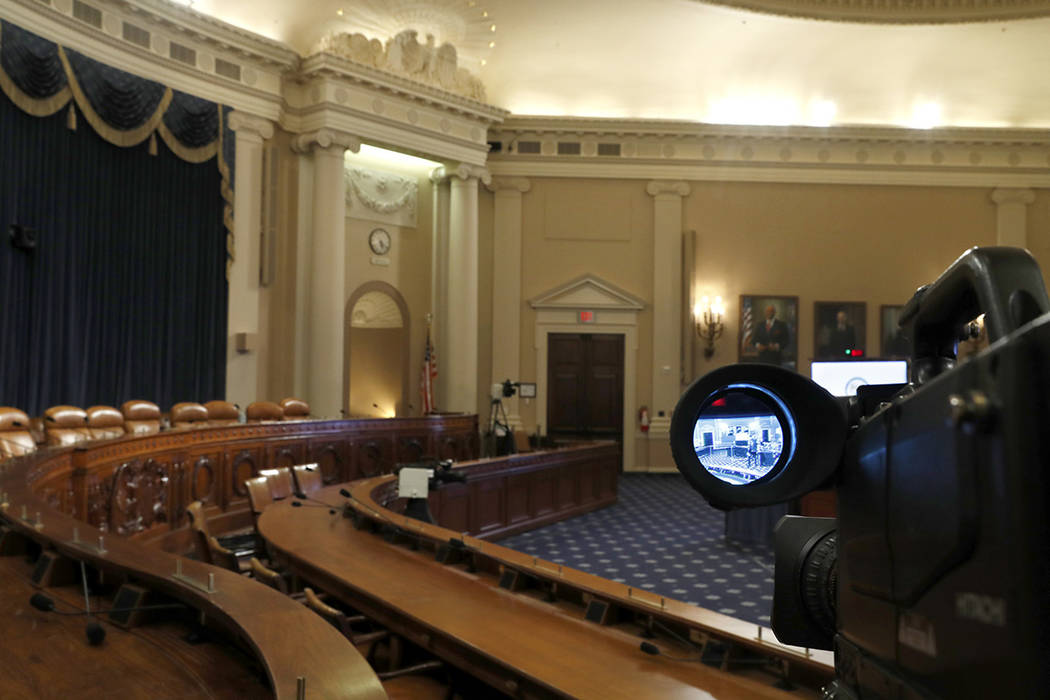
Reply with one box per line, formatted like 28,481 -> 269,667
0,93 -> 227,414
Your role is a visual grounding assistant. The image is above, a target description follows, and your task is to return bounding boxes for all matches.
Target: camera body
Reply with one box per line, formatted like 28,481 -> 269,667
670,248 -> 1050,698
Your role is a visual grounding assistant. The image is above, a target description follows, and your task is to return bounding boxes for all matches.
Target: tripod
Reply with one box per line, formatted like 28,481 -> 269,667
485,397 -> 513,456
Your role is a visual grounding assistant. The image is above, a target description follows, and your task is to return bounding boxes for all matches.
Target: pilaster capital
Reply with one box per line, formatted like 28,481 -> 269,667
430,163 -> 492,186
291,128 -> 361,155
227,111 -> 274,141
486,176 -> 532,194
990,187 -> 1035,206
646,180 -> 691,198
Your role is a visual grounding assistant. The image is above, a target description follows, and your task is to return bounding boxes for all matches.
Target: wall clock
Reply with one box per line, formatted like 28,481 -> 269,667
369,228 -> 391,256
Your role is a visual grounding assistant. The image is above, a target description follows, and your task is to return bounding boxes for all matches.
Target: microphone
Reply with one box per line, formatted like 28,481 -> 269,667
30,593 -> 187,646
289,501 -> 336,514
638,640 -> 702,662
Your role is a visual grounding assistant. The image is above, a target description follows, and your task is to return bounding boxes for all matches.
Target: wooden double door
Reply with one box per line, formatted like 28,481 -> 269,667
547,333 -> 624,442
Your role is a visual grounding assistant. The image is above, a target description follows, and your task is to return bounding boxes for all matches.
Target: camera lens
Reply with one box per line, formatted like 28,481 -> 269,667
799,530 -> 837,640
693,389 -> 786,485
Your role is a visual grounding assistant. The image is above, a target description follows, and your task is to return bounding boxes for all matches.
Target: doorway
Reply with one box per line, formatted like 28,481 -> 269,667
546,333 -> 624,442
345,283 -> 410,418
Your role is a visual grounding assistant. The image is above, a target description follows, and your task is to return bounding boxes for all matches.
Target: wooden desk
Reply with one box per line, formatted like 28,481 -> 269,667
261,483 -> 830,699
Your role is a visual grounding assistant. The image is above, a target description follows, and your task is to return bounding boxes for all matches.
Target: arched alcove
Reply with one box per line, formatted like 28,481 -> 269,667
344,282 -> 411,418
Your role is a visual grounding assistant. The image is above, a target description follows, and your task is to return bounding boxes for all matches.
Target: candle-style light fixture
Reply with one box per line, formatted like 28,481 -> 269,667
694,295 -> 725,359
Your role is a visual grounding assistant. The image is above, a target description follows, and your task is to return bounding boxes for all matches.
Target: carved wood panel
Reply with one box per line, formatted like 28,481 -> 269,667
395,435 -> 428,464
438,482 -> 470,533
531,471 -> 555,517
309,442 -> 348,485
472,477 -> 505,535
108,459 -> 170,536
351,438 -> 394,480
191,455 -> 218,504
230,450 -> 259,502
506,474 -> 530,525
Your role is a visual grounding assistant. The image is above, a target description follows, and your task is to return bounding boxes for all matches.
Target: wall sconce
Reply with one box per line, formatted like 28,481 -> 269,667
693,296 -> 725,359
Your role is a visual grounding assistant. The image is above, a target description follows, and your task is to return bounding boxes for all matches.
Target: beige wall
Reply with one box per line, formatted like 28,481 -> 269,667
348,327 -> 404,417
686,182 -> 999,377
1028,190 -> 1050,285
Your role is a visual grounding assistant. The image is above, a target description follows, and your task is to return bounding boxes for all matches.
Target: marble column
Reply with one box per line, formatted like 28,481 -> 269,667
431,164 -> 491,414
646,180 -> 690,438
429,170 -> 451,409
991,187 -> 1035,248
486,177 -> 531,429
225,112 -> 274,408
292,129 -> 361,418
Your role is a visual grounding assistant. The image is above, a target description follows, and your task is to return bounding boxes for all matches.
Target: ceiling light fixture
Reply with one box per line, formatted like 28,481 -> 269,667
909,101 -> 942,129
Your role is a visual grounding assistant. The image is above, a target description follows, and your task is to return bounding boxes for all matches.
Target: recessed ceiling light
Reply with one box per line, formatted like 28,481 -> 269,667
910,101 -> 942,129
481,59 -> 487,66
490,24 -> 496,32
489,41 -> 495,48
336,8 -> 343,16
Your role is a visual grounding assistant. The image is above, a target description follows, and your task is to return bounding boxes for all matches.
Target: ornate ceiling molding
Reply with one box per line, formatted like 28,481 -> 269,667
687,0 -> 1050,23
488,116 -> 1050,187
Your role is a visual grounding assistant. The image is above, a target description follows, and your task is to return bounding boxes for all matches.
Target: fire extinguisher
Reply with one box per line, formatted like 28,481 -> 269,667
639,406 -> 650,433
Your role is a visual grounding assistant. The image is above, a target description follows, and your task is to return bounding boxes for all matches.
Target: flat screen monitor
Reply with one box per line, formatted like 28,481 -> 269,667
810,360 -> 908,397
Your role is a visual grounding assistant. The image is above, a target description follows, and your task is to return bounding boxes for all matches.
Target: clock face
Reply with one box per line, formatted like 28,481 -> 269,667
369,228 -> 391,256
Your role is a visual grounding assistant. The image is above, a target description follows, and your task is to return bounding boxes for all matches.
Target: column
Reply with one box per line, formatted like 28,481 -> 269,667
991,188 -> 1035,248
225,112 -> 274,408
646,181 -> 690,441
487,177 -> 531,429
292,129 -> 361,418
429,170 -> 451,408
432,163 -> 490,414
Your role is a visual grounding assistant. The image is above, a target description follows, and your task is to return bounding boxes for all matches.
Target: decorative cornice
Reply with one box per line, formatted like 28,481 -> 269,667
686,0 -> 1050,24
291,128 -> 361,154
430,163 -> 492,186
486,177 -> 531,194
990,188 -> 1036,206
646,180 -> 690,197
105,0 -> 300,68
296,52 -> 507,125
488,116 -> 1050,188
530,274 -> 646,311
347,167 -> 418,215
227,111 -> 274,140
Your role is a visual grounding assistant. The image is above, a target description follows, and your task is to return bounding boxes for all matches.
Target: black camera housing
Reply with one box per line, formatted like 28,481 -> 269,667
670,247 -> 1050,698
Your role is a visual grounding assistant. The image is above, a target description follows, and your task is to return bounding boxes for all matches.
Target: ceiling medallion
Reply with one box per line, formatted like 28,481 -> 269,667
687,0 -> 1050,23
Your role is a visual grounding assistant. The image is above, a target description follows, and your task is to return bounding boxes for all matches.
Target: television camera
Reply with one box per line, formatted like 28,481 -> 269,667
670,247 -> 1050,698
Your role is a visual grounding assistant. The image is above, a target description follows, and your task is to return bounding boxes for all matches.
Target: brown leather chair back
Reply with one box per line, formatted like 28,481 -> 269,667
44,405 -> 90,447
204,400 -> 240,426
245,476 -> 273,528
280,398 -> 310,421
261,467 -> 294,500
292,464 -> 323,494
209,536 -> 241,573
86,405 -> 125,440
122,400 -> 161,436
246,401 -> 283,422
170,402 -> 208,429
0,407 -> 37,459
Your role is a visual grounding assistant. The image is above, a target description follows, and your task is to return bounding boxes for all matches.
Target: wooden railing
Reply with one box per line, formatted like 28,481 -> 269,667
11,414 -> 478,552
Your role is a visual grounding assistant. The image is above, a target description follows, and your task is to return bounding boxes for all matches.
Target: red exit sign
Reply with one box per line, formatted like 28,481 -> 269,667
579,310 -> 595,323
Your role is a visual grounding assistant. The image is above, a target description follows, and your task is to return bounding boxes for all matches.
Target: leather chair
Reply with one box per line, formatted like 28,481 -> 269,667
280,397 -> 310,421
292,464 -> 323,494
44,406 -> 91,447
86,405 -> 125,440
185,500 -> 256,569
122,400 -> 161,436
245,476 -> 274,530
260,467 -> 294,500
170,402 -> 208,429
204,400 -> 240,426
246,401 -> 283,422
0,407 -> 37,460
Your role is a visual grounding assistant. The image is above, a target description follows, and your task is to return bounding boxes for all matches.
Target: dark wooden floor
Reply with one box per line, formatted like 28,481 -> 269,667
0,552 -> 271,700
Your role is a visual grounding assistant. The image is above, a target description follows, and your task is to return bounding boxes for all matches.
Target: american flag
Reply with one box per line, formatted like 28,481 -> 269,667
741,298 -> 754,355
420,326 -> 437,414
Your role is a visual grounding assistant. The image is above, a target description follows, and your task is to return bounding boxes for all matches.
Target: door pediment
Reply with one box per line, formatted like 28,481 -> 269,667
529,275 -> 645,311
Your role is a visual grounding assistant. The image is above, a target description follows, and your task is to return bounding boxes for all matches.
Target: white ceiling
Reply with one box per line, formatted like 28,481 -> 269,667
185,0 -> 1050,129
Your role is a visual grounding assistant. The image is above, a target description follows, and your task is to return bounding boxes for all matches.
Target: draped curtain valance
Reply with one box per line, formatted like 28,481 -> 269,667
0,20 -> 236,265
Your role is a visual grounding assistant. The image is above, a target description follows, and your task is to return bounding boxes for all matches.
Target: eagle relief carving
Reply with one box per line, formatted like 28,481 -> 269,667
316,29 -> 487,102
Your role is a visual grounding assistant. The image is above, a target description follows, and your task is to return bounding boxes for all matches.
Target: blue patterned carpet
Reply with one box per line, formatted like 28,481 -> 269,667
498,473 -> 775,627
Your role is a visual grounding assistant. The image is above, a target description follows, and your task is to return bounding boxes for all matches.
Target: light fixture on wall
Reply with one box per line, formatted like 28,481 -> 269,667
694,296 -> 725,360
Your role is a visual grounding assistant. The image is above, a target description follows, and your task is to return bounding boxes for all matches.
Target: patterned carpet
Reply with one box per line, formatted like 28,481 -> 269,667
497,473 -> 775,627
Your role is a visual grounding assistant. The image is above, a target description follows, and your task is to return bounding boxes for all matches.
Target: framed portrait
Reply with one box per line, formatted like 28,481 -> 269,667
880,304 -> 910,358
739,295 -> 799,369
814,301 -> 866,360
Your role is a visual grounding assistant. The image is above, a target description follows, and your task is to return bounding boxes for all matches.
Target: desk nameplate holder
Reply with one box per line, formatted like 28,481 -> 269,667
67,527 -> 108,555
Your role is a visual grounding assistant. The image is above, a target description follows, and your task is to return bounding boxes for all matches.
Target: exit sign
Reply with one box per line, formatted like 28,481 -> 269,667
579,310 -> 595,323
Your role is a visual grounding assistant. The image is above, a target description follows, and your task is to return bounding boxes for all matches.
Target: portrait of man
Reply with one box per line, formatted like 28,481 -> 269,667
880,304 -> 910,358
739,295 -> 798,368
815,302 -> 866,360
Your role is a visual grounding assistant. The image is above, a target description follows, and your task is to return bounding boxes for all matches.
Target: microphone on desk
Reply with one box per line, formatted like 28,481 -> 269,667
638,641 -> 702,662
289,500 -> 337,515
